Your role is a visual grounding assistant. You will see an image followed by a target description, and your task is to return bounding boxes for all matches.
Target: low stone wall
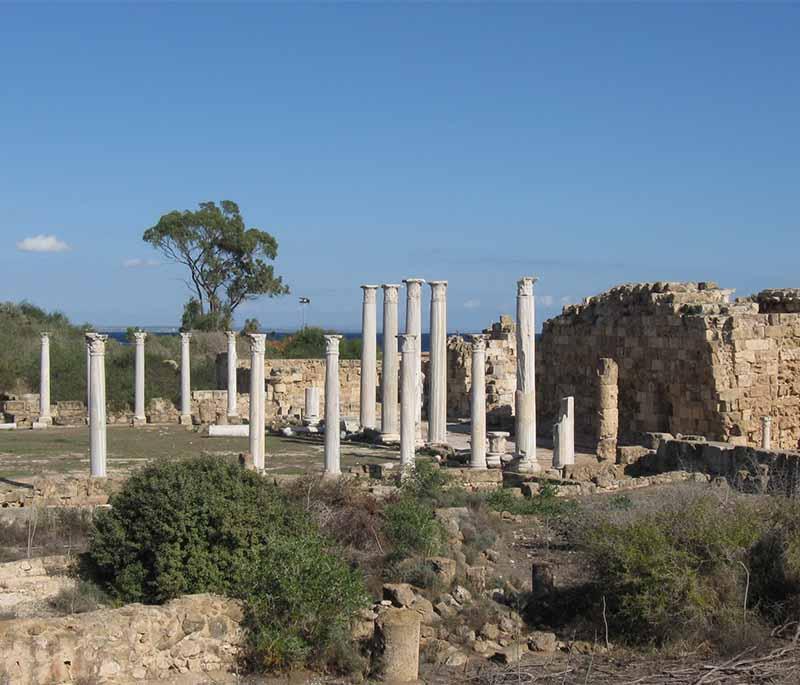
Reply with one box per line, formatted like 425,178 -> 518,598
1,396 -> 86,427
0,594 -> 243,684
0,476 -> 121,510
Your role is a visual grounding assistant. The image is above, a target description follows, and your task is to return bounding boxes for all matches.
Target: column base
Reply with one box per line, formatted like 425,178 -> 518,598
178,414 -> 193,426
507,455 -> 542,473
36,416 -> 52,427
322,470 -> 342,480
32,421 -> 51,430
379,433 -> 400,444
486,454 -> 503,469
132,416 -> 147,427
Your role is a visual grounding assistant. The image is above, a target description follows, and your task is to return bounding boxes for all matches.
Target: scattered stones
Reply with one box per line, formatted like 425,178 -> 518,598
383,583 -> 416,608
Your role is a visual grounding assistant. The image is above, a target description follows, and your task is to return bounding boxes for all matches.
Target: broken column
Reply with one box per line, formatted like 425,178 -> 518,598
512,277 -> 541,472
226,331 -> 238,420
553,396 -> 575,469
470,335 -> 487,469
87,334 -> 108,477
596,358 -> 619,461
399,334 -> 417,469
133,330 -> 147,426
428,280 -> 448,445
403,278 -> 425,442
487,431 -> 509,468
761,416 -> 772,450
324,335 -> 342,477
179,331 -> 192,425
38,332 -> 52,426
360,285 -> 379,430
380,284 -> 401,442
248,333 -> 266,470
373,607 -> 421,683
304,386 -> 320,428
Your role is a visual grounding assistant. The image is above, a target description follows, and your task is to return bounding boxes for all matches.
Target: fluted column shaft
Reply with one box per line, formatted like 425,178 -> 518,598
248,334 -> 266,470
428,281 -> 448,444
514,277 -> 541,471
470,336 -> 487,469
324,335 -> 342,476
403,278 -> 425,441
226,331 -> 238,418
39,333 -> 52,424
180,332 -> 192,424
380,284 -> 401,440
87,334 -> 108,477
133,331 -> 147,424
360,285 -> 379,430
399,334 -> 417,468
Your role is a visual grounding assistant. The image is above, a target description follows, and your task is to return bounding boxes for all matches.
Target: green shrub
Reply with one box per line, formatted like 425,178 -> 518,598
82,456 -> 368,672
49,580 -> 109,615
383,497 -> 445,559
485,484 -> 577,517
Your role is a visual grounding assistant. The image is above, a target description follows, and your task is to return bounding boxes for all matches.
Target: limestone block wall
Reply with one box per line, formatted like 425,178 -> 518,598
1,396 -> 86,427
0,594 -> 243,684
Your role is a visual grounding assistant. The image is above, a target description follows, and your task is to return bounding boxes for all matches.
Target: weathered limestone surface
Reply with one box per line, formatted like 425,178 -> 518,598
0,594 -> 243,684
596,359 -> 619,461
374,607 -> 421,683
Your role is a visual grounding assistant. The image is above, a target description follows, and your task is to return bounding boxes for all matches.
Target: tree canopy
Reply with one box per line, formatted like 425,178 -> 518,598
143,200 -> 289,330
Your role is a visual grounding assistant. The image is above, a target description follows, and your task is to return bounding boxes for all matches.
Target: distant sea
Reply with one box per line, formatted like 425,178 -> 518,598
100,329 -> 436,353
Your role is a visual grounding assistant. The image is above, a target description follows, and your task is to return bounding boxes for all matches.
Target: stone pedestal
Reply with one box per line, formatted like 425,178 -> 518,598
511,277 -> 540,472
374,608 -> 421,683
324,335 -> 342,477
248,334 -> 266,470
597,358 -> 619,461
553,396 -> 575,469
133,331 -> 147,426
360,285 -> 379,430
380,284 -> 401,442
469,335 -> 487,469
399,334 -> 417,470
403,278 -> 425,443
487,431 -> 509,469
179,332 -> 192,425
428,281 -> 448,445
761,416 -> 772,450
226,331 -> 238,419
38,332 -> 52,426
304,386 -> 321,427
87,334 -> 108,477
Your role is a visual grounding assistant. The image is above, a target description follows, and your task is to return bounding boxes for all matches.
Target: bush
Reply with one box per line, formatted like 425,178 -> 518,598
383,497 -> 445,560
485,484 -> 577,518
49,580 -> 109,615
82,456 -> 368,672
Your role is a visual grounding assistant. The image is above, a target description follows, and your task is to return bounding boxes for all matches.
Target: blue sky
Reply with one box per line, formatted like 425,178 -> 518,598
2,3 -> 798,332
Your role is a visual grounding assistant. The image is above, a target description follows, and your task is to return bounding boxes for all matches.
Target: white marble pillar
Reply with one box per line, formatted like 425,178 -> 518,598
133,331 -> 147,426
403,278 -> 425,442
179,332 -> 192,425
470,335 -> 487,469
399,334 -> 417,469
248,333 -> 266,470
553,396 -> 575,469
380,284 -> 401,442
304,387 -> 321,427
226,331 -> 238,419
39,332 -> 52,425
87,334 -> 108,477
761,416 -> 772,450
85,341 -> 91,423
487,431 -> 509,469
324,335 -> 342,477
513,277 -> 541,472
360,285 -> 379,430
428,281 -> 448,445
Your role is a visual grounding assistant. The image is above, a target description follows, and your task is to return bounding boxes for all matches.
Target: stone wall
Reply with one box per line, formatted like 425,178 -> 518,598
1,395 -> 86,427
0,594 -> 243,684
0,475 -> 121,510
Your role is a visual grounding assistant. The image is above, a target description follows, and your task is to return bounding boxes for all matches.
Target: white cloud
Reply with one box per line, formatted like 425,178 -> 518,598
463,299 -> 481,309
539,295 -> 555,307
123,258 -> 160,268
560,296 -> 574,305
16,234 -> 71,253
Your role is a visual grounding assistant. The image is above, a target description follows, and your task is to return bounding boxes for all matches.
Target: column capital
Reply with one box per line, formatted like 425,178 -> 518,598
247,333 -> 266,354
324,334 -> 342,355
517,277 -> 539,296
361,284 -> 379,303
429,280 -> 448,301
86,334 -> 108,355
226,330 -> 237,342
40,331 -> 51,342
403,278 -> 426,286
397,333 -> 417,353
762,415 -> 773,425
470,334 -> 488,352
403,278 -> 425,300
180,331 -> 192,342
382,284 -> 402,303
133,330 -> 147,343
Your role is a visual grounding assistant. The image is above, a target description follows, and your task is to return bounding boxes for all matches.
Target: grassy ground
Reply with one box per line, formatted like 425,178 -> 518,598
0,425 -> 397,480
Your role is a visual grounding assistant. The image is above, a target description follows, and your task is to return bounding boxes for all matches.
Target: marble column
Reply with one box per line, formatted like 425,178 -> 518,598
597,358 -> 619,461
761,416 -> 772,450
248,333 -> 266,470
226,331 -> 238,419
380,284 -> 401,442
470,335 -> 487,469
324,335 -> 342,477
360,285 -> 379,430
304,386 -> 321,427
39,332 -> 52,425
553,396 -> 575,469
487,431 -> 509,469
85,340 -> 91,423
179,332 -> 192,425
513,277 -> 541,472
399,334 -> 417,469
403,278 -> 425,442
87,334 -> 108,477
428,281 -> 448,445
133,331 -> 147,426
